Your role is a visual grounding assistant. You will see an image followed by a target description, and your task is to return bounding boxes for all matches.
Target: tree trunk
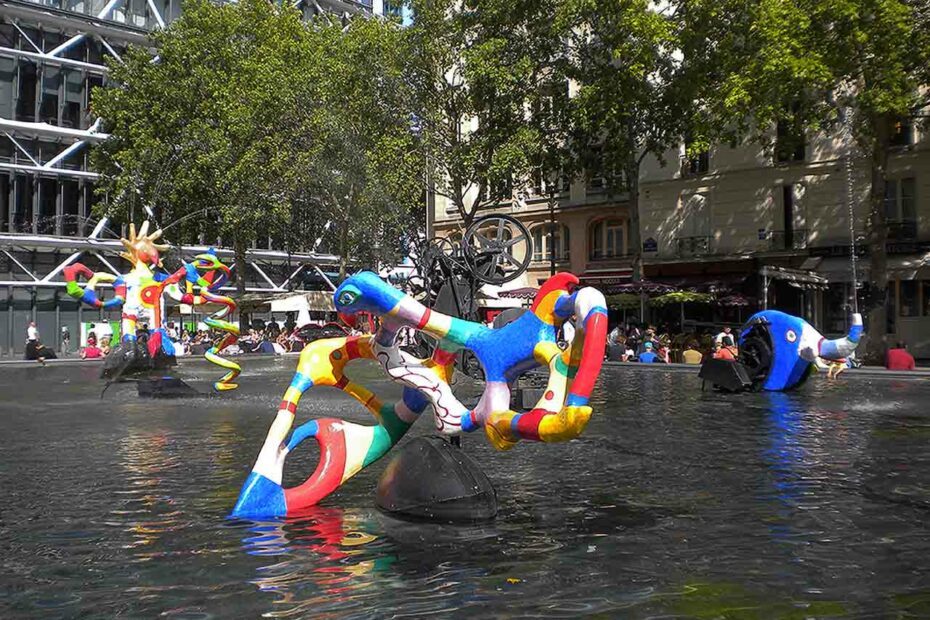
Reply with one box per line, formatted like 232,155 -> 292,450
864,114 -> 893,363
626,154 -> 645,324
234,237 -> 247,297
233,236 -> 248,332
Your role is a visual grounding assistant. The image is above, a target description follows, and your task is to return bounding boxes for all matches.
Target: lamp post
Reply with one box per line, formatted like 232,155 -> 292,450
548,171 -> 558,277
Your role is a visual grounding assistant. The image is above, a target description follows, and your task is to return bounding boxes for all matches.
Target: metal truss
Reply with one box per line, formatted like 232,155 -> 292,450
0,225 -> 341,294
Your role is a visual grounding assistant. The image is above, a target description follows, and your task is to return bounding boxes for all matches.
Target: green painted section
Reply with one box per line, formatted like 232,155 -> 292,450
361,403 -> 413,467
554,357 -> 578,378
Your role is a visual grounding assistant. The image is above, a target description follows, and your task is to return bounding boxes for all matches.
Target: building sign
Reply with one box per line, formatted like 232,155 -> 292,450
642,237 -> 658,253
810,242 -> 930,257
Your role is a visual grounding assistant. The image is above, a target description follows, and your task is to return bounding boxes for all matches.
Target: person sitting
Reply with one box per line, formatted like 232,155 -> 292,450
81,335 -> 103,359
682,341 -> 703,365
638,341 -> 660,363
886,341 -> 916,370
713,336 -> 738,361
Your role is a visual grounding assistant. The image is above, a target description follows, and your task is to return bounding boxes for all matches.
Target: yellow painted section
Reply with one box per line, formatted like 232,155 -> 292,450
538,406 -> 592,442
424,311 -> 452,337
341,423 -> 377,482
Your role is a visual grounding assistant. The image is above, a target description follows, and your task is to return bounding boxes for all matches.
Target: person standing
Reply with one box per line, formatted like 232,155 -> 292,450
61,326 -> 71,356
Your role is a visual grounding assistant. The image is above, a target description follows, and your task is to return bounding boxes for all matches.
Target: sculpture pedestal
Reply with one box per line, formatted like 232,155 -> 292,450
376,436 -> 497,522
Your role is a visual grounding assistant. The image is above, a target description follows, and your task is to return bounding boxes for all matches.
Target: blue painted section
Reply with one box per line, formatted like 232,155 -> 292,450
510,413 -> 523,433
740,310 -> 810,392
461,413 -> 479,432
154,328 -> 175,356
466,311 -> 555,382
185,263 -> 200,283
153,270 -> 169,283
848,323 -> 863,342
334,271 -> 406,315
566,393 -> 588,407
585,306 -> 608,322
554,293 -> 577,319
286,420 -> 319,451
290,372 -> 313,394
402,386 -> 429,414
231,472 -> 287,519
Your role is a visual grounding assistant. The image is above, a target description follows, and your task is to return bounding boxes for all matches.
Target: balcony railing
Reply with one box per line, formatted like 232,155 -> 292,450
675,235 -> 712,257
887,219 -> 918,241
769,229 -> 808,251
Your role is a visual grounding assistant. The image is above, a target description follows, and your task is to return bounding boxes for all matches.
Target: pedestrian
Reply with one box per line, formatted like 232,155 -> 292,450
885,341 -> 916,371
714,326 -> 732,345
61,326 -> 71,356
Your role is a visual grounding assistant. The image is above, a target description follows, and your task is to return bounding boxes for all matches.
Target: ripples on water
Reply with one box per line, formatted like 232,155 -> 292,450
2,360 -> 930,618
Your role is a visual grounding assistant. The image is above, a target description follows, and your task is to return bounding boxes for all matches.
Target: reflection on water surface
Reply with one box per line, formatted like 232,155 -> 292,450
1,359 -> 930,617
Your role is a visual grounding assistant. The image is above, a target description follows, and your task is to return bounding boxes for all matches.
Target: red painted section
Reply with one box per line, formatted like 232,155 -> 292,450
416,308 -> 432,330
569,313 -> 607,400
345,337 -> 361,360
285,419 -> 348,512
147,330 -> 162,359
530,273 -> 579,312
280,400 -> 298,414
63,263 -> 94,282
432,348 -> 457,365
515,409 -> 548,442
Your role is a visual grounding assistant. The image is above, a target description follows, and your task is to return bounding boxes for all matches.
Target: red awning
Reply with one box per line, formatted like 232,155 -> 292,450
499,287 -> 538,300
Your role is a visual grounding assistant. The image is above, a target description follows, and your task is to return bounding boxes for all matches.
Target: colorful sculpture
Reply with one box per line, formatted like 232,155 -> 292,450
698,309 -> 865,393
232,271 -> 607,519
63,221 -> 240,391
738,310 -> 863,391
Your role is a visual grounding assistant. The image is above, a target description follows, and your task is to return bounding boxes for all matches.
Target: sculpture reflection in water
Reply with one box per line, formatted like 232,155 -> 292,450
700,310 -> 863,392
233,271 -> 607,519
63,221 -> 240,391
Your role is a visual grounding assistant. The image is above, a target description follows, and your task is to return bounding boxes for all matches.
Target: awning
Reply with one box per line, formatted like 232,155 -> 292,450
760,265 -> 829,290
652,274 -> 750,293
498,286 -> 538,300
718,294 -> 754,307
608,280 -> 677,295
816,253 -> 930,282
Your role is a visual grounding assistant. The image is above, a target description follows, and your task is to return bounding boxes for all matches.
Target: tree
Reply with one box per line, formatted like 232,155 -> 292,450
299,18 -> 424,279
93,0 -> 322,293
406,0 -> 565,228
93,0 -> 421,290
558,0 -> 685,282
683,0 -> 930,359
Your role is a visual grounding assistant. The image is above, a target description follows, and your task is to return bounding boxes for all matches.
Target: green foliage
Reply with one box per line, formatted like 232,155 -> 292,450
651,291 -> 714,306
406,0 -> 569,224
92,0 -> 421,282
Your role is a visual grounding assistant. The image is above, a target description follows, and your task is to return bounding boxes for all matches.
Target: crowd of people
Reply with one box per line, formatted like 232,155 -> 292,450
605,321 -> 739,365
22,313 -> 922,372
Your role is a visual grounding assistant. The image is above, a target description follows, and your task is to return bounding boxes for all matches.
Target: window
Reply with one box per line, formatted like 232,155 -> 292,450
775,103 -> 805,163
890,118 -> 914,148
683,133 -> 709,176
900,280 -> 919,317
589,219 -> 626,260
676,192 -> 712,255
532,225 -> 570,262
884,177 -> 917,240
